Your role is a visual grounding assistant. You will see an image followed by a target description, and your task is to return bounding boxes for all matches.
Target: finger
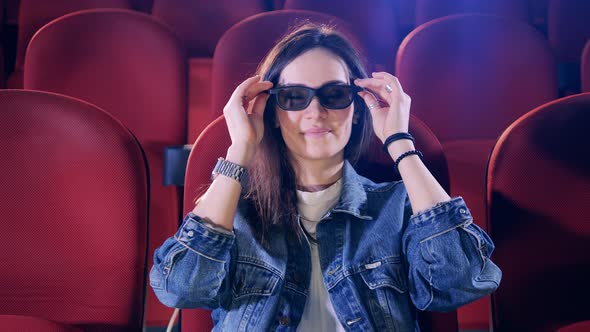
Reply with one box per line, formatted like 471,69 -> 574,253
358,91 -> 385,114
371,72 -> 407,98
243,81 -> 273,104
371,71 -> 396,81
248,93 -> 270,116
354,78 -> 393,104
230,75 -> 261,101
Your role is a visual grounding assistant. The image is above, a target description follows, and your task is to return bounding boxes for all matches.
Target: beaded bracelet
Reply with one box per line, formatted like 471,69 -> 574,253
382,132 -> 415,153
394,150 -> 424,175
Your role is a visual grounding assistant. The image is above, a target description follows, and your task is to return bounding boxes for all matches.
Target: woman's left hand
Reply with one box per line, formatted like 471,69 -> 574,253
354,72 -> 411,143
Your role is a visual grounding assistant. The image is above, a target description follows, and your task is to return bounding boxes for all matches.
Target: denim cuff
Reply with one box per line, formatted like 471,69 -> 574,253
174,212 -> 235,262
408,197 -> 473,241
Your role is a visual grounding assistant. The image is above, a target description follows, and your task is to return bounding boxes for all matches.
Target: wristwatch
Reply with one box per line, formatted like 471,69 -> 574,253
211,157 -> 247,183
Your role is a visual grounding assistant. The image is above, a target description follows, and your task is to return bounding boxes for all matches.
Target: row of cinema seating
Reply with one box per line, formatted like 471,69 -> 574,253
0,2 -> 589,331
1,88 -> 588,331
2,0 -> 590,89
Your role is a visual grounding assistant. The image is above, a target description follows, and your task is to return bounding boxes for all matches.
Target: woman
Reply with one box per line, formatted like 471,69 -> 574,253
150,23 -> 501,331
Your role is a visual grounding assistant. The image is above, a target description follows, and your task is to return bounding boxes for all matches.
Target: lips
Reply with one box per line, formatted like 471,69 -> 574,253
302,128 -> 331,137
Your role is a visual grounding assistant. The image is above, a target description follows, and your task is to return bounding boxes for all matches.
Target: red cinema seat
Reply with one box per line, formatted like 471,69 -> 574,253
283,0 -> 400,71
396,13 -> 557,330
181,114 -> 457,332
415,0 -> 529,25
209,10 -> 358,130
487,93 -> 590,331
152,0 -> 267,140
6,0 -> 130,88
23,9 -> 188,327
151,0 -> 267,58
0,89 -> 149,332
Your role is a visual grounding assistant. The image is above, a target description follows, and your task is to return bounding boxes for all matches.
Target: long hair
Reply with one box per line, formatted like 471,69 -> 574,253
246,23 -> 374,246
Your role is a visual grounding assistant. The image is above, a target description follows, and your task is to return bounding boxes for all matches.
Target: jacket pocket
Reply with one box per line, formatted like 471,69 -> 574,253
358,257 -> 413,332
231,259 -> 281,300
359,257 -> 408,293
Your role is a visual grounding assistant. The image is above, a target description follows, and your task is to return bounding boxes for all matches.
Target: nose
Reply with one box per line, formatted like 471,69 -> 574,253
304,97 -> 328,119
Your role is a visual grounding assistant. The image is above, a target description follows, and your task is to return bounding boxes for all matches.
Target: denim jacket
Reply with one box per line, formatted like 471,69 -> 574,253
150,161 -> 501,331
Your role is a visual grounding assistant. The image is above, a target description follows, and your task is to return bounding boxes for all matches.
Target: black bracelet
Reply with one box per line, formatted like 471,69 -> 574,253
382,132 -> 415,153
394,150 -> 424,175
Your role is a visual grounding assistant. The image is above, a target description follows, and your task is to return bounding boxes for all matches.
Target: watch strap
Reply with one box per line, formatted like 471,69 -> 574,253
211,157 -> 246,183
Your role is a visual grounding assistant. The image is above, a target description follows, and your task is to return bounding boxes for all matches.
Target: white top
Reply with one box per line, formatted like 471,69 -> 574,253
295,179 -> 346,332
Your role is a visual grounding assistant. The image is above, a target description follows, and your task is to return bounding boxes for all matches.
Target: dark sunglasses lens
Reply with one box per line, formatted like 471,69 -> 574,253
319,85 -> 353,109
277,87 -> 312,110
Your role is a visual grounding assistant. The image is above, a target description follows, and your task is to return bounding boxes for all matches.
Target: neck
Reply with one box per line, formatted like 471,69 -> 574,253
291,154 -> 344,192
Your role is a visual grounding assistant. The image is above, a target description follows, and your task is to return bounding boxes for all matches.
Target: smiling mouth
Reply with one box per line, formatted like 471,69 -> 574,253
303,128 -> 331,137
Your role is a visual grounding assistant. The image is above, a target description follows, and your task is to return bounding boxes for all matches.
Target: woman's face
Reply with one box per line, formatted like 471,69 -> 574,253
276,48 -> 355,165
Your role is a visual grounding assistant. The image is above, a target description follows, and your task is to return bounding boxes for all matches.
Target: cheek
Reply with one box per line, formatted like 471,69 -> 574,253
277,111 -> 300,131
335,108 -> 355,131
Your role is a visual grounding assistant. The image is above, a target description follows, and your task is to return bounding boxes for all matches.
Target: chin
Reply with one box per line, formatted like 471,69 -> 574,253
300,148 -> 344,161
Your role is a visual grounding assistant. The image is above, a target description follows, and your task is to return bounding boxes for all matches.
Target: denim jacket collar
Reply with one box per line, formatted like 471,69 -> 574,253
331,160 -> 373,220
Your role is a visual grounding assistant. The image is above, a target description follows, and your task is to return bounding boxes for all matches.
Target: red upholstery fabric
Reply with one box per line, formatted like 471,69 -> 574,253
487,93 -> 590,331
7,0 -> 130,88
283,0 -> 400,71
0,90 -> 148,331
210,10 -> 358,127
0,315 -> 83,332
396,13 -> 557,330
415,0 -> 529,25
188,58 -> 214,143
582,40 -> 590,92
557,321 -> 590,332
0,0 -> 4,88
397,14 -> 556,143
151,0 -> 267,58
356,114 -> 450,191
548,0 -> 590,63
23,9 -> 187,326
181,115 -> 457,332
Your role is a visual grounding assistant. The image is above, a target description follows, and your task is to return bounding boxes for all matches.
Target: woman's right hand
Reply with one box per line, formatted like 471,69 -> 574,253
223,75 -> 273,166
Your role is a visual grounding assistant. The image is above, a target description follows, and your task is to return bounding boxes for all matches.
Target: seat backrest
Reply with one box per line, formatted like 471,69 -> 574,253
581,40 -> 590,92
397,13 -> 557,143
548,0 -> 590,63
209,10 -> 358,129
152,0 -> 267,58
487,92 -> 590,331
13,0 -> 130,84
356,114 -> 450,191
23,9 -> 187,326
0,0 -> 4,88
0,89 -> 149,331
415,0 -> 529,25
181,115 -> 456,332
283,0 -> 399,71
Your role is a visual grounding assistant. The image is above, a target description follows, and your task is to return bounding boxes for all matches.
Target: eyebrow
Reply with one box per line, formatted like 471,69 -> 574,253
277,80 -> 348,88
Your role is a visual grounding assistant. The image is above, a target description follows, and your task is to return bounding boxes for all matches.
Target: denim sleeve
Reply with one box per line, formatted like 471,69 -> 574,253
149,212 -> 235,309
402,197 -> 502,312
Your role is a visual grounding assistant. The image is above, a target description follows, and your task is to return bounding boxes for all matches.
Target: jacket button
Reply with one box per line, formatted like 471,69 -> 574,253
279,316 -> 290,326
459,208 -> 467,214
187,230 -> 195,237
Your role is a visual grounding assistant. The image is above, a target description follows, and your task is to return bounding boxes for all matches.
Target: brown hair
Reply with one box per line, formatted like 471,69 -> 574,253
245,23 -> 373,247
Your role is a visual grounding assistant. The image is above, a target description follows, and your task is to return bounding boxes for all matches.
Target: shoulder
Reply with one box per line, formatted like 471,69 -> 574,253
354,172 -> 407,197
